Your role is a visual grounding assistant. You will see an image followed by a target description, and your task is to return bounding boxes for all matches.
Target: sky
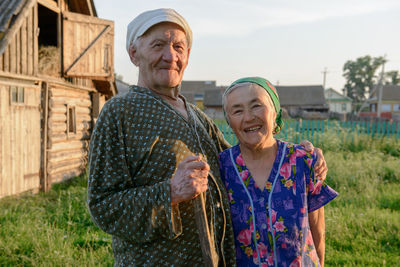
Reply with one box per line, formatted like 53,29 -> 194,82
93,0 -> 400,92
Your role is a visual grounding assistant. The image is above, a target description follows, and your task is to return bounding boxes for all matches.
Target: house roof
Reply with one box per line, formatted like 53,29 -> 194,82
325,88 -> 352,102
203,89 -> 223,106
369,85 -> 400,101
381,85 -> 400,101
0,0 -> 26,34
181,80 -> 217,93
275,85 -> 326,106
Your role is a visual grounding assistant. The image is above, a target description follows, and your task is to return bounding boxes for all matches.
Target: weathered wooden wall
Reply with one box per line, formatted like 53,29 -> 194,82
46,82 -> 93,184
0,4 -> 38,76
63,11 -> 114,80
0,75 -> 41,198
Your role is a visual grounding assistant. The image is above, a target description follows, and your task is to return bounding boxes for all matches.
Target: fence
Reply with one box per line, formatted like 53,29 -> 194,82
215,119 -> 400,146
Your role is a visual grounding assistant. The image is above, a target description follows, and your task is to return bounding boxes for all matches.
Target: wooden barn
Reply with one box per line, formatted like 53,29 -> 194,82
0,0 -> 116,198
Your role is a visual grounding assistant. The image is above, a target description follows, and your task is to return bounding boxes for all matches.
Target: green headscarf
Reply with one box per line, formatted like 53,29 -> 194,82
223,77 -> 283,134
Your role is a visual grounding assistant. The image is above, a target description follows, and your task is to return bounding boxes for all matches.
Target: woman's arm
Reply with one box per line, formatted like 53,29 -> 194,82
309,207 -> 325,267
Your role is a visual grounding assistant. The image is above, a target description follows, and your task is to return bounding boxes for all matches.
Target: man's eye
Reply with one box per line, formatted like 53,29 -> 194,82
174,45 -> 185,51
233,110 -> 242,115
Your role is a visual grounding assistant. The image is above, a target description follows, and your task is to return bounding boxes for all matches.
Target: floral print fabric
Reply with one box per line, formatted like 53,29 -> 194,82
218,140 -> 338,266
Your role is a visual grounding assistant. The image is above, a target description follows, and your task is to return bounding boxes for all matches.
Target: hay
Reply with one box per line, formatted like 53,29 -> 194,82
38,46 -> 60,76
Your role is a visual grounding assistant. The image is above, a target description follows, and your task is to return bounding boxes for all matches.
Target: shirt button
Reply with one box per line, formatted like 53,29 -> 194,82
259,197 -> 265,202
262,223 -> 267,229
216,202 -> 221,208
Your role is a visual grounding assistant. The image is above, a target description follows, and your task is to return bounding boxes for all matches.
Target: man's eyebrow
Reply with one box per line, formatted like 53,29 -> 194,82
149,38 -> 165,44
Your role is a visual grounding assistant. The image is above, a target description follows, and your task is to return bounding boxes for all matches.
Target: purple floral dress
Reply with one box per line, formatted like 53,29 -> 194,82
218,140 -> 338,267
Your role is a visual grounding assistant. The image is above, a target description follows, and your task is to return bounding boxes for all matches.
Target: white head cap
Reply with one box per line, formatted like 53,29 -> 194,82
126,8 -> 193,54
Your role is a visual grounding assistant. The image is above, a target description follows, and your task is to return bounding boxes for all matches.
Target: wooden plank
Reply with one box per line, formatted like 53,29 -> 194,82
16,22 -> 21,74
49,97 -> 91,108
48,167 -> 82,184
33,3 -> 38,75
49,140 -> 88,152
49,87 -> 91,98
47,160 -> 84,176
0,54 -> 3,70
10,35 -> 16,73
48,149 -> 87,163
63,11 -> 113,25
0,86 -> 3,197
38,0 -> 61,13
27,7 -> 33,75
21,17 -> 27,75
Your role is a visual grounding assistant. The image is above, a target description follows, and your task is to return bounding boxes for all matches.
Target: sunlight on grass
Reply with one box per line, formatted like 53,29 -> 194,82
0,129 -> 399,265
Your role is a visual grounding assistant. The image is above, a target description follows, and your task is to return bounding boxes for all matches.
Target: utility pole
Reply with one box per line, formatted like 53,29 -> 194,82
377,62 -> 385,118
321,67 -> 329,89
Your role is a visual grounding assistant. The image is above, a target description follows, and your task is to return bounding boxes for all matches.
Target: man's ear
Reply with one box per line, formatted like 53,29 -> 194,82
129,45 -> 139,66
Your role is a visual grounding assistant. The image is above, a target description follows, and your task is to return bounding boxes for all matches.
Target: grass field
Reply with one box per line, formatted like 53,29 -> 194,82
0,133 -> 399,266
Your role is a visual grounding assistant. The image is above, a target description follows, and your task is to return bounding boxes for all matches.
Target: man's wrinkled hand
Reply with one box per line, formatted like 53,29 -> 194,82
300,140 -> 328,181
170,155 -> 209,204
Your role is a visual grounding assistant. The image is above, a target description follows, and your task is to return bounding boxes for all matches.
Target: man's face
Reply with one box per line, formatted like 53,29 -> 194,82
130,22 -> 190,91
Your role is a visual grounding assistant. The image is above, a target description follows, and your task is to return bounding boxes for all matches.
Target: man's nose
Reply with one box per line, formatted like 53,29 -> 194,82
162,45 -> 177,62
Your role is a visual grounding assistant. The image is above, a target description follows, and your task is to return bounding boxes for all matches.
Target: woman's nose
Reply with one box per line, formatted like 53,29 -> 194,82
243,109 -> 255,121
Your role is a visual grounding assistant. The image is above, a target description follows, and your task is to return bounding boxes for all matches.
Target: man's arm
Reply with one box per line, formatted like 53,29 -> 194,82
309,207 -> 325,267
87,101 -> 182,243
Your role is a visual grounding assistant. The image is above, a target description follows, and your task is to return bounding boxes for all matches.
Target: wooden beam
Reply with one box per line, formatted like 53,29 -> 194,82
37,0 -> 60,13
63,11 -> 113,25
40,82 -> 50,192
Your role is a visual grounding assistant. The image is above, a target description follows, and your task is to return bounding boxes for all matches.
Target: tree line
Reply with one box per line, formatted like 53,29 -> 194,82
343,55 -> 399,103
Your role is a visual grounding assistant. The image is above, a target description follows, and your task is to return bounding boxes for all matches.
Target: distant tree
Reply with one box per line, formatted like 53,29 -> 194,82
384,70 -> 400,85
342,55 -> 386,102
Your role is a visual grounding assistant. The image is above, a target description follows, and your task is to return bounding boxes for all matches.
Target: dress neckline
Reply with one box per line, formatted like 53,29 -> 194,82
232,139 -> 285,193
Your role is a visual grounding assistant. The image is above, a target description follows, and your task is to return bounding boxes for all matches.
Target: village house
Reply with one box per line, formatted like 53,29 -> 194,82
275,85 -> 329,119
180,80 -> 217,109
361,85 -> 400,121
0,0 -> 115,198
324,88 -> 352,114
203,87 -> 226,120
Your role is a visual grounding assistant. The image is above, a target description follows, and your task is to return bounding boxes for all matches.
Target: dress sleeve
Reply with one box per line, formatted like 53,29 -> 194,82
304,152 -> 338,213
87,100 -> 182,243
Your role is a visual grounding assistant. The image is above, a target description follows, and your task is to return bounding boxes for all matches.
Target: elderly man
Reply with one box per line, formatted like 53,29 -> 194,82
87,8 -> 327,266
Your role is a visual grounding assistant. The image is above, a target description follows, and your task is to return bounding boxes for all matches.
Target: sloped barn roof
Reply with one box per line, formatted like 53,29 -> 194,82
0,0 -> 26,34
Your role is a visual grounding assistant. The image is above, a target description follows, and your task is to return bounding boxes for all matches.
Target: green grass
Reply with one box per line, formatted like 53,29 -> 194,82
0,172 -> 113,267
1,134 -> 399,266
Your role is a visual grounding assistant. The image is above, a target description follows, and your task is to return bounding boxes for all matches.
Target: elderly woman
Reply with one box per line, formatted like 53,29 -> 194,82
218,77 -> 338,267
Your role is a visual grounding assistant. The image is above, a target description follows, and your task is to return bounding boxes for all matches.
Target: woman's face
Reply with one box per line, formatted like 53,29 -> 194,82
226,84 -> 276,150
